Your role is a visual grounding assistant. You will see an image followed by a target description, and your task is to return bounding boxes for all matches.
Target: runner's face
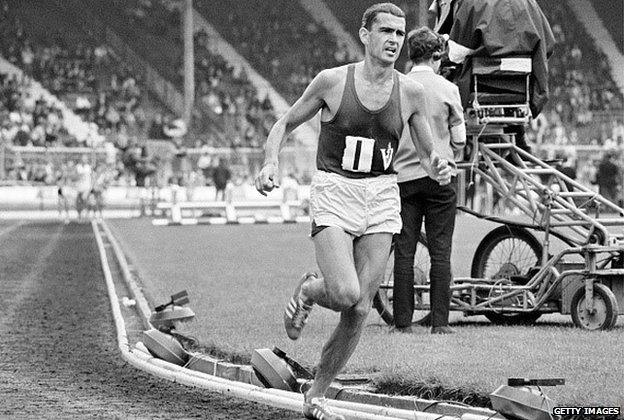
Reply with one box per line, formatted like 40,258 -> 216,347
363,13 -> 406,65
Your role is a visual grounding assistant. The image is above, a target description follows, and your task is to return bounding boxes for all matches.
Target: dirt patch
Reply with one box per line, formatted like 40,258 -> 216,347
0,222 -> 299,419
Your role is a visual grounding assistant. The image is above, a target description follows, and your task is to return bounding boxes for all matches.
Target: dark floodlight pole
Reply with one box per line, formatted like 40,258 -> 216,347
0,143 -> 4,178
182,0 -> 195,126
415,0 -> 429,27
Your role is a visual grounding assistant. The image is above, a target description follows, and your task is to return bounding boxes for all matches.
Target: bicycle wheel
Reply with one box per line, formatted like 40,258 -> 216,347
471,225 -> 543,325
373,233 -> 431,326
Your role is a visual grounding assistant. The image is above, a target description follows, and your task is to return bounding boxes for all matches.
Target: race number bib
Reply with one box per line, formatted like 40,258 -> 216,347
341,136 -> 375,173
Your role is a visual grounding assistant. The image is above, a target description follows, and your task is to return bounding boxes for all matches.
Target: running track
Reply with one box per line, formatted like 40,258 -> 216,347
0,221 -> 298,419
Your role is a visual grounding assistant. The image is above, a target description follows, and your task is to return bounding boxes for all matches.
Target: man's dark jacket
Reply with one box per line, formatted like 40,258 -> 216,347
447,0 -> 556,116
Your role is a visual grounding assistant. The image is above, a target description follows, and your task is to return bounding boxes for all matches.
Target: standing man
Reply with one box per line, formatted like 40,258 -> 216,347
74,154 -> 93,223
254,4 -> 451,419
212,158 -> 231,201
393,27 -> 466,335
595,149 -> 620,205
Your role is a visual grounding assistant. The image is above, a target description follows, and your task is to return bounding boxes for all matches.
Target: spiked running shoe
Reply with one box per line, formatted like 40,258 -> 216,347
284,272 -> 316,340
303,397 -> 345,420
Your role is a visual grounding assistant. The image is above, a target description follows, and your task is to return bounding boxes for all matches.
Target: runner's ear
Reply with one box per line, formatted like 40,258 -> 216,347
359,26 -> 370,46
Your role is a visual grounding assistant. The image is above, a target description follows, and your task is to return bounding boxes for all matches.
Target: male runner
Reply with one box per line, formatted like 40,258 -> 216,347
255,4 -> 451,419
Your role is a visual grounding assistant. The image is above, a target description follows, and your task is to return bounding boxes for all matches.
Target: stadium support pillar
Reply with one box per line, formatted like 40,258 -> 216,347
183,0 -> 195,126
0,143 -> 4,178
414,0 -> 430,27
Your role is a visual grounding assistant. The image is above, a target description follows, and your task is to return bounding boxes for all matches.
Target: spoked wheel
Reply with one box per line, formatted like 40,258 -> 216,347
471,225 -> 543,325
373,233 -> 431,326
571,282 -> 619,330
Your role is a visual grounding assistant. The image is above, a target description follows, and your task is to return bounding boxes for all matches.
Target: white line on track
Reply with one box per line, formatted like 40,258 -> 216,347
0,222 -> 24,239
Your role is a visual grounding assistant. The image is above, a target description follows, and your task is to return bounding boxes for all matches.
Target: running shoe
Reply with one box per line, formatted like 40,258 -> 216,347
303,396 -> 345,420
283,272 -> 316,340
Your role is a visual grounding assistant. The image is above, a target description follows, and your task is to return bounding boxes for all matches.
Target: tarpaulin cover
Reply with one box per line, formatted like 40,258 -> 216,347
447,0 -> 555,116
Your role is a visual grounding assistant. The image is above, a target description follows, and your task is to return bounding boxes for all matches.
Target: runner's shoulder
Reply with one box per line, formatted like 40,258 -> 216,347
313,65 -> 350,91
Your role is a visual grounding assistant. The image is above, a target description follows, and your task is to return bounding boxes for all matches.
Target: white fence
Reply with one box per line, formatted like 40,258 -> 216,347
1,143 -> 622,215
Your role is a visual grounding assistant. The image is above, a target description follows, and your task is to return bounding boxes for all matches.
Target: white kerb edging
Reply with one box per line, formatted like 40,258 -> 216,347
94,219 -> 486,420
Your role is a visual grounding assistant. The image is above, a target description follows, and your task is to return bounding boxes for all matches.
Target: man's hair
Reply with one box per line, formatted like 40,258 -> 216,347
361,3 -> 405,30
407,26 -> 445,63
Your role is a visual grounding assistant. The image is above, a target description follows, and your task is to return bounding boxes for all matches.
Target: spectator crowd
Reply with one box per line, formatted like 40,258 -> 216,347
525,1 -> 624,148
0,0 -> 622,202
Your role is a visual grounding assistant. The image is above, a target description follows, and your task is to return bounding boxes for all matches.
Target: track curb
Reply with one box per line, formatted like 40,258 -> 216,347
93,219 -> 502,420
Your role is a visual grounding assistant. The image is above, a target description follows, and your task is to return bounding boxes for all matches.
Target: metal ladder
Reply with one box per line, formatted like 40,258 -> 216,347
459,127 -> 624,248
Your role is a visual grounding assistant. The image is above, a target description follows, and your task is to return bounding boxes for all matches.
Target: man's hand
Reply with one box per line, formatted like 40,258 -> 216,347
432,155 -> 453,186
254,162 -> 279,196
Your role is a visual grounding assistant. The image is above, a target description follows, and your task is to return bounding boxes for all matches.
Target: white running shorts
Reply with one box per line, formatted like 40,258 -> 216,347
309,171 -> 401,237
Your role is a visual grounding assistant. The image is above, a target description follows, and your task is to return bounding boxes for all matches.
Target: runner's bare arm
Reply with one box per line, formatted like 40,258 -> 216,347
256,70 -> 337,195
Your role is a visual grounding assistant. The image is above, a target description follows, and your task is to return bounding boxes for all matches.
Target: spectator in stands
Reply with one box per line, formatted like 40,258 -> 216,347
212,158 -> 231,202
89,164 -> 112,220
74,154 -> 93,222
14,124 -> 30,146
148,113 -> 167,139
163,117 -> 187,140
594,149 -> 620,204
196,145 -> 214,185
170,136 -> 189,185
56,167 -> 71,224
611,120 -> 624,145
280,171 -> 300,203
555,149 -> 578,192
123,143 -> 157,188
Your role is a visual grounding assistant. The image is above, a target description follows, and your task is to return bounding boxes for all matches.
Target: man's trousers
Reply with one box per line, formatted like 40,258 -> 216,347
393,176 -> 457,328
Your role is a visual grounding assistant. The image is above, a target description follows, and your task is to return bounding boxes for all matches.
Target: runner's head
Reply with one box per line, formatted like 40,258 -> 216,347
361,3 -> 405,30
360,3 -> 406,65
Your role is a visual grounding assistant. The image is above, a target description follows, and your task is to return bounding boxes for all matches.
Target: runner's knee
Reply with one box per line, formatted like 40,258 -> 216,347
344,300 -> 372,322
331,284 -> 359,311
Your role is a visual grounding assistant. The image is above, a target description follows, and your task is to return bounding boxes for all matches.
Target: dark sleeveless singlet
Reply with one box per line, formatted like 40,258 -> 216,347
316,64 -> 404,179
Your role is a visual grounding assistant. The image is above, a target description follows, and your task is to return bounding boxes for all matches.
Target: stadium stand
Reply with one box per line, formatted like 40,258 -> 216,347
0,0 -> 622,200
0,0 -> 169,143
531,0 -> 623,146
195,0 -> 349,104
588,0 -> 623,55
75,0 -> 282,148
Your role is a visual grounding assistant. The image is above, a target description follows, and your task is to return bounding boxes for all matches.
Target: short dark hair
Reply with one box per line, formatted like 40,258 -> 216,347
407,27 -> 445,63
361,3 -> 405,30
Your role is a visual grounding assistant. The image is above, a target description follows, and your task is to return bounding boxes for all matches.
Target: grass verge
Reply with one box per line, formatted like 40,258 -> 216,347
110,218 -> 624,409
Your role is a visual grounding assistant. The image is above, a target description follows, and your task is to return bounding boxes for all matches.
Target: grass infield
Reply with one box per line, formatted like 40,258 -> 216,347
109,218 -> 624,408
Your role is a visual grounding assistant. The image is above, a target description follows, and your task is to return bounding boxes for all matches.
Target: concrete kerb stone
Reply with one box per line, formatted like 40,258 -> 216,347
97,219 -> 502,420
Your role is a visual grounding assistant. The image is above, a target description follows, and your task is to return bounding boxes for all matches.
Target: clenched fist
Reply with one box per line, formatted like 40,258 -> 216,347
254,162 -> 279,196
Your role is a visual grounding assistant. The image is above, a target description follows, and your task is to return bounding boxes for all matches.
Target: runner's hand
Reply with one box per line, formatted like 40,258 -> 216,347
432,156 -> 452,186
255,162 -> 279,196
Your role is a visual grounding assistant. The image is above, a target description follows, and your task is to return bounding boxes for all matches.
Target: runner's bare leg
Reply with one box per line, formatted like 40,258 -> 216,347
304,228 -> 393,399
301,227 -> 358,310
